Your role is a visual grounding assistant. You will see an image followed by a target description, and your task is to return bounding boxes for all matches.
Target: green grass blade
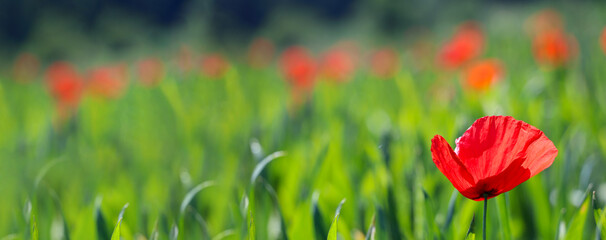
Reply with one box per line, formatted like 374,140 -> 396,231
30,212 -> 38,240
34,158 -> 65,190
327,198 -> 346,240
312,192 -> 328,240
465,214 -> 476,239
262,179 -> 289,240
496,193 -> 512,240
593,191 -> 606,240
180,181 -> 215,215
150,220 -> 159,240
110,203 -> 129,240
422,189 -> 441,239
248,209 -> 256,240
178,181 -> 214,240
94,197 -> 109,240
250,151 -> 286,184
211,229 -> 235,240
170,223 -> 179,240
565,188 -> 591,240
365,214 -> 376,240
465,233 -> 476,240
442,190 -> 458,233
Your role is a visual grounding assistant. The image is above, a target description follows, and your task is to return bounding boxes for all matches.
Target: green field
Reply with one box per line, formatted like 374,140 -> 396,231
2,5 -> 606,240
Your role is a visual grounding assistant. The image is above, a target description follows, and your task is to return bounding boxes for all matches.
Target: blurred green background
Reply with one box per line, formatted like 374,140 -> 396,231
1,0 -> 606,239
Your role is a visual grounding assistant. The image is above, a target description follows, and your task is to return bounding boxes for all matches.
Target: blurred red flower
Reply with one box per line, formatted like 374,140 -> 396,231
136,58 -> 164,87
86,64 -> 129,99
247,38 -> 275,68
601,27 -> 606,55
431,116 -> 558,201
320,45 -> 357,82
45,62 -> 85,107
369,48 -> 399,78
532,29 -> 577,67
12,52 -> 40,83
201,54 -> 229,79
279,46 -> 318,90
437,22 -> 484,69
462,59 -> 504,91
525,9 -> 563,37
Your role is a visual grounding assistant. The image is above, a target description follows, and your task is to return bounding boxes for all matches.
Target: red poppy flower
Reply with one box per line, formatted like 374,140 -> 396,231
136,58 -> 164,87
462,59 -> 504,91
247,37 -> 275,68
86,64 -> 129,99
600,27 -> 606,55
369,47 -> 399,78
320,45 -> 357,82
12,52 -> 40,83
532,29 -> 577,67
45,62 -> 85,107
201,54 -> 229,79
437,22 -> 484,69
431,116 -> 558,201
279,46 -> 318,90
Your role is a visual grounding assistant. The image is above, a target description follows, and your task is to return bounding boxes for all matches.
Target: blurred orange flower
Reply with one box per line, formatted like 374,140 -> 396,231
320,44 -> 357,82
247,38 -> 275,68
369,47 -> 399,78
437,22 -> 484,69
462,59 -> 504,91
201,54 -> 229,79
12,52 -> 39,83
532,29 -> 577,67
136,58 -> 164,87
601,27 -> 606,55
525,9 -> 563,37
87,64 -> 129,99
279,46 -> 318,90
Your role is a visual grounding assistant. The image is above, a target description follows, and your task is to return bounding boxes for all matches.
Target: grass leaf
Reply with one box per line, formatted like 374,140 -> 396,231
94,197 -> 109,240
261,179 -> 289,240
465,213 -> 476,239
110,203 -> 129,240
212,229 -> 235,240
30,212 -> 38,240
248,209 -> 256,240
365,214 -> 376,240
170,223 -> 179,240
34,158 -> 65,190
250,151 -> 286,184
180,181 -> 215,216
312,192 -> 328,240
496,193 -> 512,240
565,187 -> 592,240
327,198 -> 346,240
593,191 -> 606,240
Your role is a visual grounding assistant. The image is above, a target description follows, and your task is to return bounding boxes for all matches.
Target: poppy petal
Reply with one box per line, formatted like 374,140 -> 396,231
455,116 -> 558,186
431,135 -> 476,193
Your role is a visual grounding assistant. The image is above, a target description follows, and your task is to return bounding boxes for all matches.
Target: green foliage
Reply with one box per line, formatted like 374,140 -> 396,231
1,6 -> 606,239
328,199 -> 346,240
110,203 -> 129,240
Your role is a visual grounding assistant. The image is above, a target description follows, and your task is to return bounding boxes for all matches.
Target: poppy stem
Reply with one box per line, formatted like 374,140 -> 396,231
483,193 -> 488,240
